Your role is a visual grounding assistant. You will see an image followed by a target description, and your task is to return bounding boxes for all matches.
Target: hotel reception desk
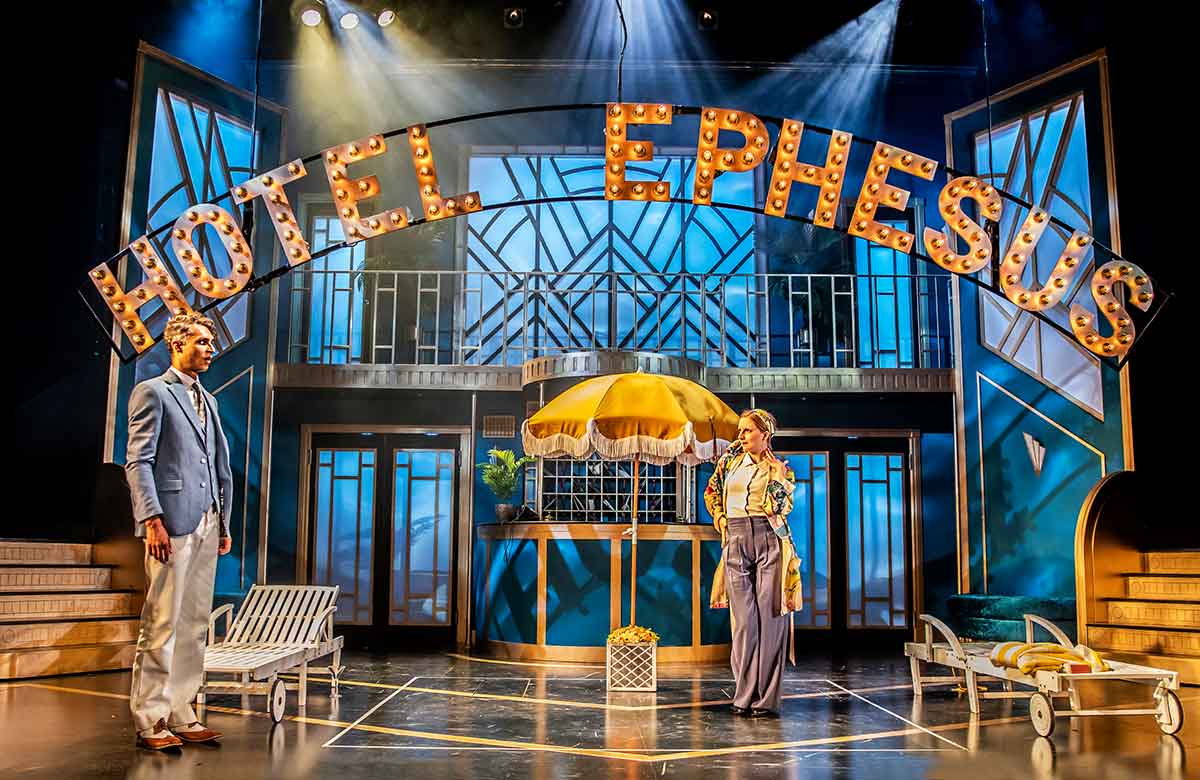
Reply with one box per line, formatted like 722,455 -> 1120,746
476,522 -> 732,663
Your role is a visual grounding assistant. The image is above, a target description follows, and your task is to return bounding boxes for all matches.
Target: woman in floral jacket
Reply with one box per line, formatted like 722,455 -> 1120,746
704,409 -> 799,718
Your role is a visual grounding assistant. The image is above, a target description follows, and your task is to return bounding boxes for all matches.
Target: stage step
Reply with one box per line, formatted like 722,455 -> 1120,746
0,541 -> 141,679
0,542 -> 91,565
0,618 -> 140,651
0,566 -> 113,593
0,642 -> 137,680
1096,650 -> 1200,686
1105,599 -> 1200,629
1089,624 -> 1200,658
1145,551 -> 1200,574
0,591 -> 141,623
1125,575 -> 1200,602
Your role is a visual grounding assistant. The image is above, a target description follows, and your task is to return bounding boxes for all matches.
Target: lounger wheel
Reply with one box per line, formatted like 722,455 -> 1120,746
1156,689 -> 1184,735
269,678 -> 287,723
1029,692 -> 1055,737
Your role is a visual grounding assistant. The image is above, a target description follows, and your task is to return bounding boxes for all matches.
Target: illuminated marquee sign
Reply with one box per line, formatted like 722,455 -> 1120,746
86,102 -> 1160,362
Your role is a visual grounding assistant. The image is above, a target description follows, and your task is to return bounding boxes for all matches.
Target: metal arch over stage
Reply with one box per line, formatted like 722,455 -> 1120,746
81,101 -> 1172,369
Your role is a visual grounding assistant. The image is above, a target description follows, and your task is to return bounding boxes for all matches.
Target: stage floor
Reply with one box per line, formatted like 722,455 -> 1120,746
0,650 -> 1194,779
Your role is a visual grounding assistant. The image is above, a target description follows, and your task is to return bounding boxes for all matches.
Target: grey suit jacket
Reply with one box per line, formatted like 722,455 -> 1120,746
125,369 -> 234,538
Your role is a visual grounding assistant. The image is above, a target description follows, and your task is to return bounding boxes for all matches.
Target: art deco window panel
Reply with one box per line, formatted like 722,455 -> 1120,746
390,449 -> 454,626
465,152 -> 760,367
846,453 -> 908,629
779,452 -> 832,628
139,89 -> 256,361
972,94 -> 1103,416
312,449 -> 376,625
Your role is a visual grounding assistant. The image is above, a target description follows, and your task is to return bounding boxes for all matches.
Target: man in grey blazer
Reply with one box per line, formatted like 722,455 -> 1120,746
126,312 -> 233,750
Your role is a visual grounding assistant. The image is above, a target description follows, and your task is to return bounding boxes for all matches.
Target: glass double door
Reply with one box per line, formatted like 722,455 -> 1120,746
773,436 -> 912,647
309,432 -> 458,647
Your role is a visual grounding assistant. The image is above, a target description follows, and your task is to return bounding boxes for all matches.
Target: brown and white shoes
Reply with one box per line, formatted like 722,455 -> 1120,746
169,721 -> 223,743
136,718 -> 183,750
136,718 -> 222,749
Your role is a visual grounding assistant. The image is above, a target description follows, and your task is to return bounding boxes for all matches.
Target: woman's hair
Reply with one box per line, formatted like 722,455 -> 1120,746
739,408 -> 777,439
164,312 -> 217,353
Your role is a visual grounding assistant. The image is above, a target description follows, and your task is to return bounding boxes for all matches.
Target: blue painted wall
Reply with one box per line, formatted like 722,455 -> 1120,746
948,61 -> 1125,600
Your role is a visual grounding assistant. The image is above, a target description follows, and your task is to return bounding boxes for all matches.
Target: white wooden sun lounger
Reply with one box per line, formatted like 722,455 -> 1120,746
904,613 -> 1183,737
199,584 -> 345,722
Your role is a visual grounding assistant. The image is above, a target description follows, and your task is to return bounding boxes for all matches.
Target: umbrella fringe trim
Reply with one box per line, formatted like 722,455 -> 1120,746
521,421 -> 594,459
590,422 -> 693,464
524,419 -> 733,466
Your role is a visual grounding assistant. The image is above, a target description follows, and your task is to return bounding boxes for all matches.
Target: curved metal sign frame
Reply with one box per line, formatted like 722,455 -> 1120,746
81,102 -> 1170,369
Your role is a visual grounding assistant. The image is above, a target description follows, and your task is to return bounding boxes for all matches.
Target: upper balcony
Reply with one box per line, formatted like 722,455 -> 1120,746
277,268 -> 956,393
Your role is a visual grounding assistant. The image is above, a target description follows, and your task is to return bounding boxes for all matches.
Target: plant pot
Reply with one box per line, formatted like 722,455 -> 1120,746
495,503 -> 519,523
606,641 -> 657,691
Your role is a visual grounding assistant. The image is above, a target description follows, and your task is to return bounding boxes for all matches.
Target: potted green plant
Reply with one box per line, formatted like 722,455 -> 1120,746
476,448 -> 535,522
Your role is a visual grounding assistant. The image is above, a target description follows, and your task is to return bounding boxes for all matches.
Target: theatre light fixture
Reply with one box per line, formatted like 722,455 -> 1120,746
299,5 -> 323,26
504,7 -> 525,28
339,10 -> 360,29
698,8 -> 718,31
377,8 -> 396,27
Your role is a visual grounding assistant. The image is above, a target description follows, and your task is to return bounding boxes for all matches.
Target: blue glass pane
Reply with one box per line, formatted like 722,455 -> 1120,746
319,450 -> 332,465
412,450 -> 437,478
148,98 -> 187,224
890,469 -> 906,617
864,481 -> 889,601
436,476 -> 452,577
410,480 -> 437,574
862,454 -> 886,482
1032,103 -> 1070,201
814,464 -> 828,612
1056,102 -> 1093,223
217,115 -> 254,172
333,450 -> 358,477
314,463 -> 332,581
393,459 -> 410,619
170,96 -> 206,197
847,468 -> 862,614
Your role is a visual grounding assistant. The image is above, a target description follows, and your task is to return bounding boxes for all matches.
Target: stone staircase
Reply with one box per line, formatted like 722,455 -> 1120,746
0,540 -> 141,679
1088,550 -> 1200,684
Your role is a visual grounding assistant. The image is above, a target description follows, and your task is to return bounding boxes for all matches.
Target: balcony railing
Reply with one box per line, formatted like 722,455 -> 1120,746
287,270 -> 954,370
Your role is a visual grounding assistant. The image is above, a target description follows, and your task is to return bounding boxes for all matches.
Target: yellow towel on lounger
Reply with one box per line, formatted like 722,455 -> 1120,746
990,641 -> 1109,674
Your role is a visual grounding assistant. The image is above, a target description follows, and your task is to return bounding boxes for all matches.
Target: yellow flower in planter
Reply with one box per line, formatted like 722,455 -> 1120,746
607,624 -> 660,645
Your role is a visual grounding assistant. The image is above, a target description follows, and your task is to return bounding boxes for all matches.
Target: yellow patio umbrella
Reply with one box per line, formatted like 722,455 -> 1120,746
521,371 -> 739,623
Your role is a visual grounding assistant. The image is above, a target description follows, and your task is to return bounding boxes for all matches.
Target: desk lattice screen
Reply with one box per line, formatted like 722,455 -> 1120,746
540,456 -> 678,523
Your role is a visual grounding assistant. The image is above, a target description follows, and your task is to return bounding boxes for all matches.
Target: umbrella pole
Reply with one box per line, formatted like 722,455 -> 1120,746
630,455 -> 638,626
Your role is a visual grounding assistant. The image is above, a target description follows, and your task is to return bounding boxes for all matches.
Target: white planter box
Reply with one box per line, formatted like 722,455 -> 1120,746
606,641 -> 657,691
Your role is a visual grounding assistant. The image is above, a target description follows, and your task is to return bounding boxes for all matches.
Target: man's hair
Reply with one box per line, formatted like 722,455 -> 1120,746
164,312 -> 217,353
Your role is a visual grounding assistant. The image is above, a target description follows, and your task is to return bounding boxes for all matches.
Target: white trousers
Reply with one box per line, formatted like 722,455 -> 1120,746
129,509 -> 218,732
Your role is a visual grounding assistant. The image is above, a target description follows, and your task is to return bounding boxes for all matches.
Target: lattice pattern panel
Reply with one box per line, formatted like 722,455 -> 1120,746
541,457 -> 678,523
135,88 -> 257,377
465,152 -> 760,367
972,93 -> 1102,415
606,641 -> 657,691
